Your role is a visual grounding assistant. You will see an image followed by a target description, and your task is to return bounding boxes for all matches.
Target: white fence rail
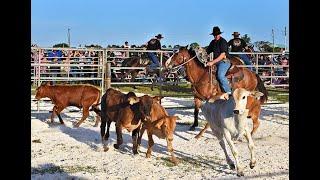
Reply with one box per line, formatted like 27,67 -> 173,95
31,47 -> 289,88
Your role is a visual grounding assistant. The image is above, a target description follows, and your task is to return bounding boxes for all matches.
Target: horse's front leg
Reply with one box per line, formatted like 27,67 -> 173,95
190,98 -> 201,131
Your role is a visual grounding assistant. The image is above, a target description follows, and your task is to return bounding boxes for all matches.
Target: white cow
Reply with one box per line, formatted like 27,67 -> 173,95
200,88 -> 264,176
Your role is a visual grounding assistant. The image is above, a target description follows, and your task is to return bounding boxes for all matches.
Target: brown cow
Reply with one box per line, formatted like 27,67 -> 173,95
35,82 -> 101,127
100,88 -> 136,151
137,98 -> 179,164
100,88 -> 158,154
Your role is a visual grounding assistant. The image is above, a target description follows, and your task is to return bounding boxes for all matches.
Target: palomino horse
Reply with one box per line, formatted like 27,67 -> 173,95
165,46 -> 268,136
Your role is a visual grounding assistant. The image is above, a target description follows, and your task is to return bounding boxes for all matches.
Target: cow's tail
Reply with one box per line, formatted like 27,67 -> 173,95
100,93 -> 108,137
90,91 -> 102,116
90,104 -> 101,116
255,73 -> 268,104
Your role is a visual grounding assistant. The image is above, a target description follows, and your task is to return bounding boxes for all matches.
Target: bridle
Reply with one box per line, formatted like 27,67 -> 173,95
166,52 -> 196,73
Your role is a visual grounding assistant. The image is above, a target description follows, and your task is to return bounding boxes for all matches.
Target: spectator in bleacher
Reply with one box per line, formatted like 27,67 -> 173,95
124,41 -> 130,57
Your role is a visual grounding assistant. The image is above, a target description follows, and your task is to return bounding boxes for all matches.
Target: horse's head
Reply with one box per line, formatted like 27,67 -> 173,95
165,46 -> 191,69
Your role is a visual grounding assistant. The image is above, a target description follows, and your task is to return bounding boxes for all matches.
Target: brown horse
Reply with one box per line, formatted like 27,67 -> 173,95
165,46 -> 268,136
119,53 -> 180,90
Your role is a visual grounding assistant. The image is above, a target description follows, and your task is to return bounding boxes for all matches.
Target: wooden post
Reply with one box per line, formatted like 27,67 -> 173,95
105,62 -> 111,90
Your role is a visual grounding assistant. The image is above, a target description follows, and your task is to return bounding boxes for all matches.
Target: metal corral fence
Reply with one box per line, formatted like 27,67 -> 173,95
31,47 -> 289,90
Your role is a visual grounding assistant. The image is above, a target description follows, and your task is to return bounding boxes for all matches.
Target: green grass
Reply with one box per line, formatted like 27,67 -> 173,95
266,87 -> 289,103
31,165 -> 97,175
31,83 -> 288,103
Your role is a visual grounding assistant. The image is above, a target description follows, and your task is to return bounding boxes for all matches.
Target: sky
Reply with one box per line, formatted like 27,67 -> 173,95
31,0 -> 289,48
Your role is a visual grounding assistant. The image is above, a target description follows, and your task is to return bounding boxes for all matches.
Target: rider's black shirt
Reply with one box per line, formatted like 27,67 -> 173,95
147,38 -> 161,50
228,38 -> 247,52
206,37 -> 229,59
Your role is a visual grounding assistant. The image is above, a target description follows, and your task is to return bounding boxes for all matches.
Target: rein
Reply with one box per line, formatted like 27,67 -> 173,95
168,55 -> 197,73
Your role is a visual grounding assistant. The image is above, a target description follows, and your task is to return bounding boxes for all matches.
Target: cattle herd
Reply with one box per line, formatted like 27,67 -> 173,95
35,82 -> 265,177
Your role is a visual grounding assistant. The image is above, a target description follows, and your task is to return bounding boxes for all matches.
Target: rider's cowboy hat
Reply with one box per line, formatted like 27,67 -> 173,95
232,32 -> 240,36
210,26 -> 223,36
155,34 -> 164,39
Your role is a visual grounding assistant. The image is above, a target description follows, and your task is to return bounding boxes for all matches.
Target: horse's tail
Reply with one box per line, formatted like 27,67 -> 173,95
255,73 -> 268,103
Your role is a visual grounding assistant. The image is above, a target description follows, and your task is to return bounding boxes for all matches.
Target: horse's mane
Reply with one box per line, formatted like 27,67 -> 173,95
179,47 -> 207,68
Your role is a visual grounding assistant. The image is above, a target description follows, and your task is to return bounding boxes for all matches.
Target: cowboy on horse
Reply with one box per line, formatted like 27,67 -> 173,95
206,26 -> 232,97
228,31 -> 253,70
145,34 -> 164,73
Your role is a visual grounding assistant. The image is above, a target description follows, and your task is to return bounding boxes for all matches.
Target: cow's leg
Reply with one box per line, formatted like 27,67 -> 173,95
55,106 -> 65,125
74,106 -> 89,127
223,128 -> 244,177
146,130 -> 154,158
100,119 -> 109,152
190,98 -> 201,131
195,123 -> 210,139
93,115 -> 100,127
218,136 -> 235,170
166,134 -> 178,165
50,106 -> 58,123
244,127 -> 256,169
114,121 -> 123,149
105,119 -> 111,141
132,125 -> 141,155
137,124 -> 147,151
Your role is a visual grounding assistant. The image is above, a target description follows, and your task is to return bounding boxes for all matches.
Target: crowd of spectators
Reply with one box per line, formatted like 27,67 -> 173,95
31,48 -> 103,85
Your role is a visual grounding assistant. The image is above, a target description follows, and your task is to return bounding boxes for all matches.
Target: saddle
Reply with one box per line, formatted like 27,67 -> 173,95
193,46 -> 245,84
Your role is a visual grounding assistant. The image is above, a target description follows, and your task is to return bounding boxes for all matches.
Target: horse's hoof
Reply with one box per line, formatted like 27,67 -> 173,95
113,144 -> 120,149
133,150 -> 139,155
146,153 -> 151,158
189,126 -> 196,131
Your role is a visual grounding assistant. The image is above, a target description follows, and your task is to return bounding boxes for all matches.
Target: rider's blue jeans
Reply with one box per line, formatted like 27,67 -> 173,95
239,54 -> 253,70
147,52 -> 160,69
216,60 -> 232,94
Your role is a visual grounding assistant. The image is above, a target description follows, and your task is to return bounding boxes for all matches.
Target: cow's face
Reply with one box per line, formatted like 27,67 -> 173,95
232,88 -> 264,115
35,82 -> 51,100
128,95 -> 155,121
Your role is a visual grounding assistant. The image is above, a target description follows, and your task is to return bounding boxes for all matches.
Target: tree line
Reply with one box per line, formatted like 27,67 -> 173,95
50,34 -> 284,52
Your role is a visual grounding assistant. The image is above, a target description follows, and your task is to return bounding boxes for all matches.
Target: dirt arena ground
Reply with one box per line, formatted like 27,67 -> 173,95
31,96 -> 288,179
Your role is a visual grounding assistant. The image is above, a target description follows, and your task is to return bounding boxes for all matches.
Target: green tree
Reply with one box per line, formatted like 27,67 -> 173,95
162,45 -> 167,49
53,43 -> 69,48
168,45 -> 172,49
253,41 -> 273,52
85,44 -> 103,49
241,34 -> 251,44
